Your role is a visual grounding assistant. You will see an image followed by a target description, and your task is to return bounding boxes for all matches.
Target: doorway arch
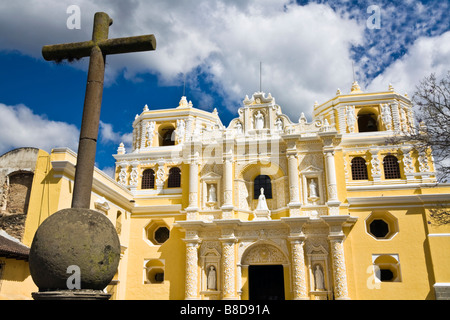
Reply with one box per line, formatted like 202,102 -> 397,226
241,242 -> 289,300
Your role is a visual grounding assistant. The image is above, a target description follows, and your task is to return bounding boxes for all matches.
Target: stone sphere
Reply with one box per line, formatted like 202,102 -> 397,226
29,208 -> 120,291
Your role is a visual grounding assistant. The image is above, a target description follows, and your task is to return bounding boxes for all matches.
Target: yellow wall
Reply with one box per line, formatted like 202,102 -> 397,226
0,258 -> 36,300
124,215 -> 186,299
346,208 -> 435,299
22,150 -> 62,247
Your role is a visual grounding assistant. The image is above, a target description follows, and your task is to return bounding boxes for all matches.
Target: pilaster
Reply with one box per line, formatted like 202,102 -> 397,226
186,153 -> 199,220
322,216 -> 357,300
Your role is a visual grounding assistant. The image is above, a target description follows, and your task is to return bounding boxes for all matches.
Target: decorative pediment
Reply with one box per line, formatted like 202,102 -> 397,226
243,92 -> 275,107
242,242 -> 288,265
300,165 -> 323,174
306,244 -> 328,257
201,171 -> 222,182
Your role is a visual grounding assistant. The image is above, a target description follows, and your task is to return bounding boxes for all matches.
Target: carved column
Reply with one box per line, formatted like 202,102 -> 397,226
221,240 -> 237,299
329,236 -> 349,299
390,102 -> 400,132
283,217 -> 309,299
324,150 -> 338,203
401,148 -> 415,181
369,149 -> 381,182
140,121 -> 147,150
223,158 -> 233,207
323,216 -> 356,300
218,224 -> 238,300
289,237 -> 308,299
187,154 -> 199,220
221,149 -> 234,219
337,106 -> 346,134
185,241 -> 200,300
287,154 -> 301,204
325,216 -> 350,299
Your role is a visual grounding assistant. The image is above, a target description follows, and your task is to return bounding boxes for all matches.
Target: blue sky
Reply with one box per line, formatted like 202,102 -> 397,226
0,0 -> 449,175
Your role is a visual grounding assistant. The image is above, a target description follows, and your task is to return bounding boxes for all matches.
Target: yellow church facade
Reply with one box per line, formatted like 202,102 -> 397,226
1,83 -> 450,300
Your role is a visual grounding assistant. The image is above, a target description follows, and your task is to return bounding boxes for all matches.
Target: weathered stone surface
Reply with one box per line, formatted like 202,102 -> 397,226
0,213 -> 27,240
29,208 -> 120,291
32,289 -> 111,300
7,172 -> 33,214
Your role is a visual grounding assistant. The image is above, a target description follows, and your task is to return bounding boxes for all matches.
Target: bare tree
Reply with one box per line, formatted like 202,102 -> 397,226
389,72 -> 450,225
399,71 -> 450,182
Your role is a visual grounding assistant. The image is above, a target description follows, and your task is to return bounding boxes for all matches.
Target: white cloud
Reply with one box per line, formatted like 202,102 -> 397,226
0,0 -> 365,119
0,103 -> 79,154
367,31 -> 450,95
6,1 -> 448,122
100,166 -> 116,179
99,120 -> 132,148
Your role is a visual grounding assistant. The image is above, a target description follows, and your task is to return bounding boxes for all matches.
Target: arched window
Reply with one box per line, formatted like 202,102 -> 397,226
161,129 -> 175,146
383,155 -> 401,179
351,157 -> 368,180
253,175 -> 272,199
358,112 -> 378,132
142,169 -> 155,189
167,167 -> 181,188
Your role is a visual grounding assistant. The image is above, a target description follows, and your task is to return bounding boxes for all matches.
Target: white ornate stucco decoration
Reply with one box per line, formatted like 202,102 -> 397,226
175,119 -> 186,144
346,106 -> 356,133
145,121 -> 156,147
129,167 -> 139,186
381,104 -> 393,130
118,167 -> 127,185
178,96 -> 193,108
117,142 -> 126,155
242,243 -> 287,265
253,188 -> 271,221
402,150 -> 414,174
254,110 -> 265,130
156,164 -> 165,190
94,196 -> 110,214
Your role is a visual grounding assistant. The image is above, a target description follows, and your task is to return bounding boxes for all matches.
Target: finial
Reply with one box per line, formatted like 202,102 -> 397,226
350,81 -> 362,93
178,96 -> 188,108
117,142 -> 126,155
143,104 -> 149,112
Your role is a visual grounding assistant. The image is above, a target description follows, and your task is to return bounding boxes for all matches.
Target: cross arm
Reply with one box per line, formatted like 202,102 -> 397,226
42,40 -> 95,62
99,35 -> 156,55
42,34 -> 156,62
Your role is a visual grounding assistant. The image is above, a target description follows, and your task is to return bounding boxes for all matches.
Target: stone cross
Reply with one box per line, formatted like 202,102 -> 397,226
42,12 -> 156,208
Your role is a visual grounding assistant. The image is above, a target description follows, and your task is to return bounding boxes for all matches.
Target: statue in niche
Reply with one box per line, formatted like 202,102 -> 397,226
314,265 -> 325,291
207,265 -> 217,290
275,117 -> 283,132
235,121 -> 243,135
254,111 -> 264,130
208,184 -> 217,203
309,179 -> 318,199
256,188 -> 269,211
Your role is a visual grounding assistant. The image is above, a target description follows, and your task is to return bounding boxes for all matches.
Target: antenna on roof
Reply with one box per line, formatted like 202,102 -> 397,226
259,61 -> 262,92
352,61 -> 356,83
